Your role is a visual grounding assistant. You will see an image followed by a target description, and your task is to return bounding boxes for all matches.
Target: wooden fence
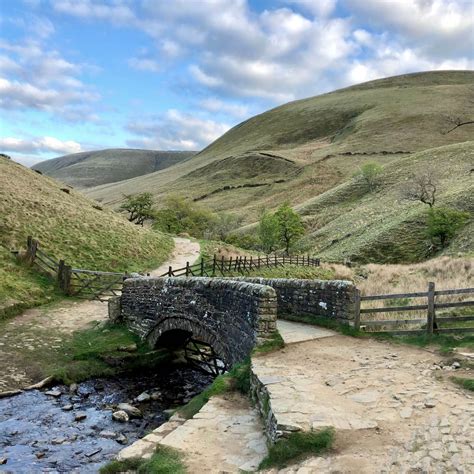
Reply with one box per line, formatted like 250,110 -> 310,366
25,237 -> 127,301
355,282 -> 474,335
23,237 -> 320,301
160,254 -> 321,277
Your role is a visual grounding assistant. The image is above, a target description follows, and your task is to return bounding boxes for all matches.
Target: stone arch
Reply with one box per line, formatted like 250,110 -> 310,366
146,316 -> 231,365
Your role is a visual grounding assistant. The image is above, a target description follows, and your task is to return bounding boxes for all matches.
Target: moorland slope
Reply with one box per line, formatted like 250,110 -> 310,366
0,155 -> 173,317
33,149 -> 195,188
86,71 -> 473,261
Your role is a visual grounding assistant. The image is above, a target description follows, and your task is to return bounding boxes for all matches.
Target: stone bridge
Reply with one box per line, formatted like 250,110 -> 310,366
109,277 -> 357,369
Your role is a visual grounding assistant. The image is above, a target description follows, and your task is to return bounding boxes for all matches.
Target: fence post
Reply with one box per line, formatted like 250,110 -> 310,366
200,258 -> 205,276
228,256 -> 233,271
249,256 -> 253,270
221,255 -> 225,274
212,255 -> 217,276
427,281 -> 435,335
185,262 -> 190,277
168,266 -> 173,277
243,256 -> 247,271
58,260 -> 72,295
26,236 -> 38,264
354,288 -> 361,331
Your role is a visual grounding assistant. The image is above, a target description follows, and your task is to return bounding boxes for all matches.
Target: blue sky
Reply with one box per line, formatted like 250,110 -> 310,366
1,0 -> 473,166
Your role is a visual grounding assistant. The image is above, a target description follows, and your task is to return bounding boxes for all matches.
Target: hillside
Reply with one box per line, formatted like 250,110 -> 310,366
85,71 -> 474,261
32,149 -> 195,188
0,155 -> 173,317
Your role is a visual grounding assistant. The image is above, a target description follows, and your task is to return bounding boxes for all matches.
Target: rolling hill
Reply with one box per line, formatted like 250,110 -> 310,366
32,149 -> 195,188
85,71 -> 474,262
0,155 -> 173,318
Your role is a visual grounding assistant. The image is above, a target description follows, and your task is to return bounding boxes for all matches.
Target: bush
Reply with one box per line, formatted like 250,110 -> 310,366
426,207 -> 469,248
354,162 -> 383,191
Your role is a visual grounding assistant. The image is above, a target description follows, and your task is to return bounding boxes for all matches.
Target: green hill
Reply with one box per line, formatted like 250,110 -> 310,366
32,148 -> 195,189
0,155 -> 173,318
85,71 -> 474,260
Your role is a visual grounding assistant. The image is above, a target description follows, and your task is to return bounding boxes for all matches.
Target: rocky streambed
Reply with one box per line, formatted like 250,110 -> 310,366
0,365 -> 213,472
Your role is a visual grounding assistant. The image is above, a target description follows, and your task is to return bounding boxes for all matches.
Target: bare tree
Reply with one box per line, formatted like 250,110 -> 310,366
403,169 -> 438,208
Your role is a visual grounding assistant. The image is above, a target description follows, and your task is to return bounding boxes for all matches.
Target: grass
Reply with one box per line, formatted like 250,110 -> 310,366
34,149 -> 195,189
254,331 -> 285,354
0,155 -> 173,318
227,264 -> 335,280
258,428 -> 334,470
451,377 -> 474,392
0,320 -> 170,386
177,358 -> 252,419
86,71 -> 473,263
372,332 -> 474,355
99,445 -> 185,474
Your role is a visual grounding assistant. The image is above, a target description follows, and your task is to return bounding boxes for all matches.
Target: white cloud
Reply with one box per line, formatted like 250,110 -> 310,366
199,98 -> 250,118
126,109 -> 230,150
0,136 -> 82,154
53,0 -> 135,24
128,57 -> 160,73
0,39 -> 100,120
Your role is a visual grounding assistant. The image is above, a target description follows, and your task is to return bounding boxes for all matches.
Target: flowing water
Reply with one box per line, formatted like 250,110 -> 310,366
0,365 -> 213,473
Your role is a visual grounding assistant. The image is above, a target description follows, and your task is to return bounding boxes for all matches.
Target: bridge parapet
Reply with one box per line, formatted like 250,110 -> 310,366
112,277 -> 277,368
230,277 -> 357,324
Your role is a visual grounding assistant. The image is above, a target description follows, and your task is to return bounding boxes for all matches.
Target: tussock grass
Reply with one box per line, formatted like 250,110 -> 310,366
451,377 -> 474,392
259,428 -> 334,469
99,445 -> 185,474
0,156 -> 173,317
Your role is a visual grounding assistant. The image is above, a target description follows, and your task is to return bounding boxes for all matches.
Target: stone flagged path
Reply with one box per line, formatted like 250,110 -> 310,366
118,394 -> 268,473
276,319 -> 337,344
255,332 -> 474,473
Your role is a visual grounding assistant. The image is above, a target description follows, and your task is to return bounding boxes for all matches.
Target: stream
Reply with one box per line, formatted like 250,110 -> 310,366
0,365 -> 213,473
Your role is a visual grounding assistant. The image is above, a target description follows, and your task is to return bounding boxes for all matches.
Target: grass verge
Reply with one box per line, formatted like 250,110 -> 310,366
99,445 -> 185,474
258,428 -> 335,470
177,357 -> 252,419
254,331 -> 285,355
451,377 -> 474,392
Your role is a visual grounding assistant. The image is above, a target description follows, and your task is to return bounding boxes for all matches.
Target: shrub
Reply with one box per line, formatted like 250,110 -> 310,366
354,162 -> 383,191
426,207 -> 469,248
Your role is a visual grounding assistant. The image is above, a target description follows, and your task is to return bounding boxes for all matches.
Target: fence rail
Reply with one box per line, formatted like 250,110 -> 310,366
21,237 -> 320,301
355,282 -> 474,335
159,254 -> 321,277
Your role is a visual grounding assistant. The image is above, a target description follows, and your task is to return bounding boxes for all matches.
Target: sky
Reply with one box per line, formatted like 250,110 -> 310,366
0,0 -> 473,166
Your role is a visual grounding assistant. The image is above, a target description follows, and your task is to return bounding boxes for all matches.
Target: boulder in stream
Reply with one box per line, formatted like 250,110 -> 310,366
112,410 -> 129,422
117,403 -> 142,418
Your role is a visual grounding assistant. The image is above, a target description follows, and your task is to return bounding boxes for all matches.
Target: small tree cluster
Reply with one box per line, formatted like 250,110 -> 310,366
119,192 -> 155,226
258,203 -> 305,255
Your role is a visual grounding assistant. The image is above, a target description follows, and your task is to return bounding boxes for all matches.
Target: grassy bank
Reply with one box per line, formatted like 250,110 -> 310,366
0,156 -> 173,319
100,445 -> 185,474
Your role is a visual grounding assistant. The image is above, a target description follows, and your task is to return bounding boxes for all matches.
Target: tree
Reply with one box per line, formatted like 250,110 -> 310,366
258,210 -> 279,254
274,203 -> 305,255
354,162 -> 383,191
119,192 -> 155,226
214,213 -> 243,241
404,169 -> 438,208
426,207 -> 469,248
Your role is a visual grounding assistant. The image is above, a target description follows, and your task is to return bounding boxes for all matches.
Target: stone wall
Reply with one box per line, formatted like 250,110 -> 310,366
116,277 -> 277,367
231,278 -> 357,324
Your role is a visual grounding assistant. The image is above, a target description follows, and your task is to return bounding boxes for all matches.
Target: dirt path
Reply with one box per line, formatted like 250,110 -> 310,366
149,237 -> 200,277
254,331 -> 474,473
0,238 -> 200,392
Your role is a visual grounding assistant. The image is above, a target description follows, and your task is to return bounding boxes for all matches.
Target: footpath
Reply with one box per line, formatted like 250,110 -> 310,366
119,320 -> 474,473
0,238 -> 200,392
